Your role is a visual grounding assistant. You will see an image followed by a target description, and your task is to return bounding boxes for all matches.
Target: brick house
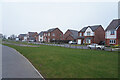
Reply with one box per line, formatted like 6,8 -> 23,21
64,29 -> 78,41
105,19 -> 120,46
27,32 -> 38,42
0,34 -> 3,39
43,28 -> 63,42
18,34 -> 27,41
77,25 -> 105,44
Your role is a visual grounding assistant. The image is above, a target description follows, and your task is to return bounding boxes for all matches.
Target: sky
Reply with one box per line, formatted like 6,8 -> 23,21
0,0 -> 119,37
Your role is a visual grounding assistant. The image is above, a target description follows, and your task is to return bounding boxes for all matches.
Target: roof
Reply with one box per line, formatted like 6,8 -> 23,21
47,28 -> 57,32
28,32 -> 37,36
68,29 -> 78,39
79,25 -> 102,32
38,31 -> 44,36
105,19 -> 120,31
89,25 -> 102,31
19,34 -> 27,37
79,27 -> 88,32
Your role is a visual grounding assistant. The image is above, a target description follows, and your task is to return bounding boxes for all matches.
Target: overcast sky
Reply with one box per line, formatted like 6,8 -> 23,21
0,0 -> 119,37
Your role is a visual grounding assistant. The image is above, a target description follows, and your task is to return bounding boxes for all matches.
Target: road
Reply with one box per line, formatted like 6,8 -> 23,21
2,45 -> 44,79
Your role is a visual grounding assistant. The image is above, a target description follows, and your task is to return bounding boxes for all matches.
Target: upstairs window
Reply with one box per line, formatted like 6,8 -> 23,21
48,33 -> 50,36
52,33 -> 55,36
44,34 -> 46,36
79,33 -> 82,36
87,32 -> 90,36
110,30 -> 115,35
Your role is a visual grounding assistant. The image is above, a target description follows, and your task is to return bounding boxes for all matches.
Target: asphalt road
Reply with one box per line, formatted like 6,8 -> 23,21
2,45 -> 44,79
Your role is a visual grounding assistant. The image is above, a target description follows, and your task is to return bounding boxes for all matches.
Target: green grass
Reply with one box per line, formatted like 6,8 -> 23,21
3,43 -> 118,78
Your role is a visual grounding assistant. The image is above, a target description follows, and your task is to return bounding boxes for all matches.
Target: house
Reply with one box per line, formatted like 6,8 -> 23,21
36,31 -> 44,42
18,34 -> 27,41
64,29 -> 78,41
43,28 -> 63,42
0,34 -> 3,39
105,19 -> 120,46
77,25 -> 105,44
27,32 -> 38,42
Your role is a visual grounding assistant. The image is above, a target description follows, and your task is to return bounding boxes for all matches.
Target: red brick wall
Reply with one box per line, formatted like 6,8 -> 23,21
84,36 -> 94,44
64,30 -> 72,40
65,35 -> 74,41
78,32 -> 84,36
117,26 -> 120,45
94,26 -> 105,44
106,39 -> 118,46
50,28 -> 63,41
106,39 -> 110,46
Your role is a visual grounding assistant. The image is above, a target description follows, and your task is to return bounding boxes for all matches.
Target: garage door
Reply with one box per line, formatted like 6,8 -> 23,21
78,39 -> 81,44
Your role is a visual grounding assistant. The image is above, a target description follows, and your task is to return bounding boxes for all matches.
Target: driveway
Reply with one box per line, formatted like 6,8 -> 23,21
2,45 -> 44,79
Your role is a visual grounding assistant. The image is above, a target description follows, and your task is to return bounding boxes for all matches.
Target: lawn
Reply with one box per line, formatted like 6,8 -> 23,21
3,43 -> 118,78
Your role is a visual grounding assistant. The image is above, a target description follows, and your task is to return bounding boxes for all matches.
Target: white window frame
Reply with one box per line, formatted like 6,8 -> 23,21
86,39 -> 91,43
53,38 -> 55,40
87,32 -> 90,36
110,30 -> 115,35
109,40 -> 116,44
48,33 -> 50,36
52,33 -> 55,36
79,33 -> 82,36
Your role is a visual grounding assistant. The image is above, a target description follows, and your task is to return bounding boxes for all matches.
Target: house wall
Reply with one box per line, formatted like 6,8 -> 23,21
94,26 -> 105,44
43,28 -> 63,42
117,26 -> 120,45
78,32 -> 84,36
65,35 -> 74,41
23,36 -> 27,41
27,32 -> 38,41
50,28 -> 63,41
84,27 -> 94,36
43,32 -> 48,42
105,30 -> 117,39
64,30 -> 72,40
39,35 -> 43,42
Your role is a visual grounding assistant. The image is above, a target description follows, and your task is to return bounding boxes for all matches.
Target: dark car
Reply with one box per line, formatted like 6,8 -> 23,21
99,41 -> 105,45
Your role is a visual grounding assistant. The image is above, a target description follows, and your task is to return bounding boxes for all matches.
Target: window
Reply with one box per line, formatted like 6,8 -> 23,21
110,30 -> 115,35
52,33 -> 55,36
53,38 -> 55,40
60,34 -> 62,37
44,34 -> 45,36
48,38 -> 50,42
86,39 -> 91,43
109,40 -> 116,44
87,32 -> 90,36
79,33 -> 82,36
48,33 -> 50,36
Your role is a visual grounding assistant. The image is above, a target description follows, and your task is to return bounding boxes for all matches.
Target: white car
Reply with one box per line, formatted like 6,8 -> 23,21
87,43 -> 105,50
69,41 -> 77,44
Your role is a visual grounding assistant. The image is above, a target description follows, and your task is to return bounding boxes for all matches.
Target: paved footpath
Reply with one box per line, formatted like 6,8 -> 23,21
2,45 -> 44,79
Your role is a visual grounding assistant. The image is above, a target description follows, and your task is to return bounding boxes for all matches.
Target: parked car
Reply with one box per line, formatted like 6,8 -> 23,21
69,41 -> 77,44
87,43 -> 105,50
98,41 -> 105,45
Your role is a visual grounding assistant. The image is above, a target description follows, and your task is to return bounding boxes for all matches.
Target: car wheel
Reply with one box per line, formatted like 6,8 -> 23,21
89,47 -> 91,49
97,47 -> 101,50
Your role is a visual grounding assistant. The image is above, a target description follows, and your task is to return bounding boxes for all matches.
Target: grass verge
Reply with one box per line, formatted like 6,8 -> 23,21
3,43 -> 118,78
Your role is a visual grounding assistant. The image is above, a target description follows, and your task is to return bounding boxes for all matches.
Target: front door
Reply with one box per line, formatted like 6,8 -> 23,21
78,39 -> 81,44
